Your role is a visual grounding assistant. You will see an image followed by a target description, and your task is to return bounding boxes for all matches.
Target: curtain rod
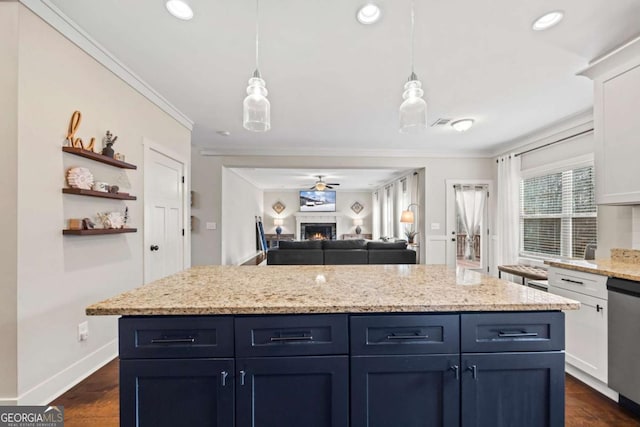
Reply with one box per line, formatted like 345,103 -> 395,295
513,128 -> 594,158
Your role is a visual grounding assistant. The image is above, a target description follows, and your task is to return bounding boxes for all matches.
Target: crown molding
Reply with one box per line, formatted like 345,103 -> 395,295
19,0 -> 194,131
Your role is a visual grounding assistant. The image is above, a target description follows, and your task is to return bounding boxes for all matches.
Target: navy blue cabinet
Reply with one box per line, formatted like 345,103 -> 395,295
461,352 -> 565,427
236,356 -> 349,427
351,354 -> 460,427
118,312 -> 566,427
120,358 -> 234,427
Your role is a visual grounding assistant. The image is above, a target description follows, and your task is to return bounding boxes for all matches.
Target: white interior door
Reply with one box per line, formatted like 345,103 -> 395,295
145,148 -> 184,283
446,181 -> 491,273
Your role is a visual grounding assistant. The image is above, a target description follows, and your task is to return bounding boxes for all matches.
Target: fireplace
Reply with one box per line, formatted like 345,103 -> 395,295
301,223 -> 336,240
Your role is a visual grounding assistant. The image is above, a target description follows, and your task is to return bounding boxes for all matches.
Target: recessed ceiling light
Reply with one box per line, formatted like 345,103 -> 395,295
532,11 -> 564,31
451,119 -> 475,132
165,0 -> 193,21
216,130 -> 231,136
357,3 -> 381,25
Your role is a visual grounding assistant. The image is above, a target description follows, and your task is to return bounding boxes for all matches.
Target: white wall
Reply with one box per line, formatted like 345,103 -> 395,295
0,1 -> 19,403
191,154 -> 494,266
221,168 -> 263,265
8,6 -> 191,404
263,191 -> 373,238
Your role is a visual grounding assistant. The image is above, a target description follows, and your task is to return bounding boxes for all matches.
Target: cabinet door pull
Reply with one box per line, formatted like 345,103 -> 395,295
498,331 -> 538,338
239,370 -> 246,386
386,333 -> 429,340
150,337 -> 195,344
221,371 -> 228,387
596,304 -> 603,312
561,278 -> 584,285
450,365 -> 459,380
467,365 -> 477,380
270,335 -> 313,342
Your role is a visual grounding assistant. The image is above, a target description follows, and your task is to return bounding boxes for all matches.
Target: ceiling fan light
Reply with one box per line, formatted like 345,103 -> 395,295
315,182 -> 327,191
451,118 -> 475,132
165,0 -> 193,20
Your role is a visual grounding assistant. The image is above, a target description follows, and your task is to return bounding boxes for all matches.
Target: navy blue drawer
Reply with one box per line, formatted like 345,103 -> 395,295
350,314 -> 459,355
119,316 -> 234,359
235,314 -> 348,357
461,312 -> 564,353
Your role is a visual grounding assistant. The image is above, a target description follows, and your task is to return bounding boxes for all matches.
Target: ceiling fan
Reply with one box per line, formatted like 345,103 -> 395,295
310,175 -> 340,191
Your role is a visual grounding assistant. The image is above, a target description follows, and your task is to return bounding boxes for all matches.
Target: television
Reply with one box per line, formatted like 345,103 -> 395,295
299,190 -> 336,212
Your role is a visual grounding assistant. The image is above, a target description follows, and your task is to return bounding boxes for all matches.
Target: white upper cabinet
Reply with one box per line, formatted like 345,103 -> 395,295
579,37 -> 640,205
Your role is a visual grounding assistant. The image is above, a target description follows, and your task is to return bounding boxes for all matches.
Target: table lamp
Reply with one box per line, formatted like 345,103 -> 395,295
353,218 -> 363,235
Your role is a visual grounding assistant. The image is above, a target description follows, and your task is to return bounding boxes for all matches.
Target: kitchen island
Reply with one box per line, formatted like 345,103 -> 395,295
87,265 -> 579,427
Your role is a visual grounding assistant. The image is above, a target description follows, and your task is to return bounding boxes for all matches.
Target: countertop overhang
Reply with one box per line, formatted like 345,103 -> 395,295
86,265 -> 579,316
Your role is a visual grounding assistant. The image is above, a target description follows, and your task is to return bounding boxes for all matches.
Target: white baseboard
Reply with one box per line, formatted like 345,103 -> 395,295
566,363 -> 619,402
18,339 -> 118,405
0,398 -> 19,406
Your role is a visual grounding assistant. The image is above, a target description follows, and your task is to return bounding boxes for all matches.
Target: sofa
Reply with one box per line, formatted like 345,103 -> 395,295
266,239 -> 416,265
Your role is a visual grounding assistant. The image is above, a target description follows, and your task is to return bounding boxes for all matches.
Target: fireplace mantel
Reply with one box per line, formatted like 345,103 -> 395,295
294,212 -> 343,240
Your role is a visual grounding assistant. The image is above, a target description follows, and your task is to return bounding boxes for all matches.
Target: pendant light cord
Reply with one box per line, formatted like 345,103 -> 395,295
410,0 -> 415,75
255,0 -> 260,72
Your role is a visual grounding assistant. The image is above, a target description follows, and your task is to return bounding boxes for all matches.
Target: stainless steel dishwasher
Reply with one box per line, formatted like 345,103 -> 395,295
608,277 -> 640,415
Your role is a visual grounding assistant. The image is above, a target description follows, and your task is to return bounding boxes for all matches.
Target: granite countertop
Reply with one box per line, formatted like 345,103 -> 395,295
86,265 -> 578,316
546,248 -> 640,282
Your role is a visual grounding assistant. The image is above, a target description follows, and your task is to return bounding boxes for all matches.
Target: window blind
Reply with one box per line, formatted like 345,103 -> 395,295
520,165 -> 597,259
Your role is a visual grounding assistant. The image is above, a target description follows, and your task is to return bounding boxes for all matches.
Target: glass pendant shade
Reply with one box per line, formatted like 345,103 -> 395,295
243,73 -> 271,132
399,77 -> 427,133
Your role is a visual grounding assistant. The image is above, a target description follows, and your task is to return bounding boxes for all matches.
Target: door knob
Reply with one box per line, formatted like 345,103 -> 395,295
150,245 -> 159,251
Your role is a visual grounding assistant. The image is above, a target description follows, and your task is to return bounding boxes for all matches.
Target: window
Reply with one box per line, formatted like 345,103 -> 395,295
520,165 -> 597,259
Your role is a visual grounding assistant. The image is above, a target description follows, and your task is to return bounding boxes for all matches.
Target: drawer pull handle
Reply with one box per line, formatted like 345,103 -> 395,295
221,371 -> 228,387
467,365 -> 478,380
151,337 -> 195,344
561,278 -> 584,285
386,334 -> 429,340
450,365 -> 459,380
498,331 -> 538,338
270,335 -> 314,342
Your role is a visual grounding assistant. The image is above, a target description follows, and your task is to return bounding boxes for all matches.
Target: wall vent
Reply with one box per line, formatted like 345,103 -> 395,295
431,118 -> 451,127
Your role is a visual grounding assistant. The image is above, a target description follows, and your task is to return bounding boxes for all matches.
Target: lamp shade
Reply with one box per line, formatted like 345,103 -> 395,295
353,218 -> 363,226
243,75 -> 271,132
273,218 -> 283,226
400,210 -> 415,224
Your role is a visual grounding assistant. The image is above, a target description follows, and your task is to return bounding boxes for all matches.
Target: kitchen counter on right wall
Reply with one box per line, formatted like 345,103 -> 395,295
546,248 -> 640,282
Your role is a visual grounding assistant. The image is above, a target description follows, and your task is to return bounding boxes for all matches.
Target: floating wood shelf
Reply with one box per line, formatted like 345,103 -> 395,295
62,147 -> 137,169
62,188 -> 137,200
63,228 -> 137,236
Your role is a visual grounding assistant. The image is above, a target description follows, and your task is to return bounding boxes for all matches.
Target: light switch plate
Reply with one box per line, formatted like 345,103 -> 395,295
206,222 -> 217,230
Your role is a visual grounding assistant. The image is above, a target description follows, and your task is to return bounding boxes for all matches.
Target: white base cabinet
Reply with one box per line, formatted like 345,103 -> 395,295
548,267 -> 608,383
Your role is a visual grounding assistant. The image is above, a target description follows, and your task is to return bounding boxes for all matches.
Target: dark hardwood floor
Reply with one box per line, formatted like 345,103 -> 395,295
51,358 -> 640,426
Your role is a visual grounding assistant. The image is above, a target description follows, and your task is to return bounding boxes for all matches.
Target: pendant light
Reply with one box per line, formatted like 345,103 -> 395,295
243,0 -> 271,132
399,0 -> 427,133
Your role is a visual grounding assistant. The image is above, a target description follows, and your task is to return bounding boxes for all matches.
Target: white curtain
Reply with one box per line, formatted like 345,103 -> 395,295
372,191 -> 380,240
455,185 -> 486,260
496,154 -> 521,267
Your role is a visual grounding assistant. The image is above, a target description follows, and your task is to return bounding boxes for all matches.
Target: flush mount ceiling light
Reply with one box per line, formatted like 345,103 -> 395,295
532,11 -> 564,31
243,0 -> 271,132
165,0 -> 193,20
357,3 -> 381,25
451,118 -> 475,132
399,0 -> 427,133
216,130 -> 231,136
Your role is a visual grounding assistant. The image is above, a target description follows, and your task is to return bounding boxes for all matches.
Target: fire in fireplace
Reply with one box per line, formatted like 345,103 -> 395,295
301,223 -> 336,240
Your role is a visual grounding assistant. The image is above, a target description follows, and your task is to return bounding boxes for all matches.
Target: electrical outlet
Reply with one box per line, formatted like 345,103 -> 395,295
78,321 -> 89,341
